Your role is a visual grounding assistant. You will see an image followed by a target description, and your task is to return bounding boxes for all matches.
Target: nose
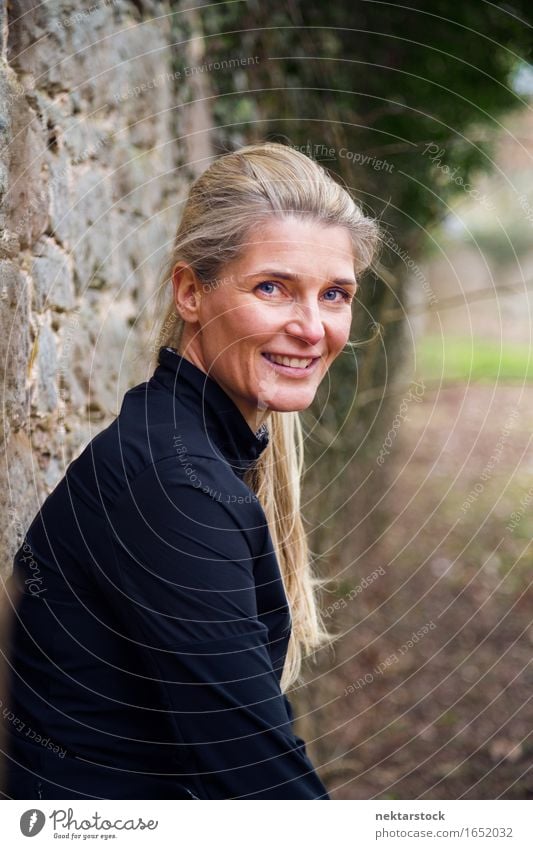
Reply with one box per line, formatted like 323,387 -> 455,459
284,300 -> 326,347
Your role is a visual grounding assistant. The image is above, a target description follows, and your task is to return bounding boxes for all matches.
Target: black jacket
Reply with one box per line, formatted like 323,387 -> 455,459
3,347 -> 330,800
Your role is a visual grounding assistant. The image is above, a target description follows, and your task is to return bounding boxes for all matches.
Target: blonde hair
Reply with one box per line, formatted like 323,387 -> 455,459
150,142 -> 380,692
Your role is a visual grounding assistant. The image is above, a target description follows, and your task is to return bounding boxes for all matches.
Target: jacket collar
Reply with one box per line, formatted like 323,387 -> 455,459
154,347 -> 270,477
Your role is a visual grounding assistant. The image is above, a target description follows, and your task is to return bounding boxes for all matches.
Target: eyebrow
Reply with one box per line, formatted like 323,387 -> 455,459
244,269 -> 358,289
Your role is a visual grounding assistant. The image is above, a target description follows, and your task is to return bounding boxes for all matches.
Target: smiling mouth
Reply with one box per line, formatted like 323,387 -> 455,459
262,352 -> 318,369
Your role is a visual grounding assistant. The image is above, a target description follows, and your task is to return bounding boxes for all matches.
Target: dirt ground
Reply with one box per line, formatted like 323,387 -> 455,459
306,383 -> 533,799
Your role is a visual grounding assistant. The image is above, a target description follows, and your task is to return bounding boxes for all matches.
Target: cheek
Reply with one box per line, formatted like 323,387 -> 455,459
239,303 -> 278,334
200,296 -> 242,345
327,313 -> 353,353
213,301 -> 262,334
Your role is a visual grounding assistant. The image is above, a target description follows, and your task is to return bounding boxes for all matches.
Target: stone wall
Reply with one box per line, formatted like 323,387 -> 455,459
0,1 -> 209,573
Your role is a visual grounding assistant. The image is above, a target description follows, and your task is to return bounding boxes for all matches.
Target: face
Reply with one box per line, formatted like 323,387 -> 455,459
174,216 -> 358,432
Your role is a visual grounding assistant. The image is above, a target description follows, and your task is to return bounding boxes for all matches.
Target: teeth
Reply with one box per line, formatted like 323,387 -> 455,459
265,353 -> 313,368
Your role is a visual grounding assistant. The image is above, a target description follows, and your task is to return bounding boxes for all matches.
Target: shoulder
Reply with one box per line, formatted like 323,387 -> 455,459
108,453 -> 268,559
64,380 -> 267,538
126,452 -> 264,526
65,380 -> 224,507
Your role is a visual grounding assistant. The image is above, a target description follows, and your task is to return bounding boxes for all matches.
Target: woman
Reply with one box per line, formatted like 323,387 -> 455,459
3,142 -> 379,800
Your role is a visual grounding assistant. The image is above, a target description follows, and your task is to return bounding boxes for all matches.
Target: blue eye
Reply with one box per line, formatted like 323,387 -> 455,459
256,281 -> 279,295
323,288 -> 351,302
255,281 -> 352,302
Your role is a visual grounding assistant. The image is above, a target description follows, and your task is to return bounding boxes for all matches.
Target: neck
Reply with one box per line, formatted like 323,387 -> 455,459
177,341 -> 270,436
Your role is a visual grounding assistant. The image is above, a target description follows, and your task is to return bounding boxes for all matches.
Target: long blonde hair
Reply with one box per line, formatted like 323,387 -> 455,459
150,142 -> 379,692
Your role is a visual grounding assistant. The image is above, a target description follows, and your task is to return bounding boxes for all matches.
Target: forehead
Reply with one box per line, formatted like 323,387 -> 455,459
234,217 -> 355,273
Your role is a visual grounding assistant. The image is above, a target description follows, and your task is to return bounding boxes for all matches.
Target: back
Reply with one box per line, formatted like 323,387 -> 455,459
3,349 -> 328,800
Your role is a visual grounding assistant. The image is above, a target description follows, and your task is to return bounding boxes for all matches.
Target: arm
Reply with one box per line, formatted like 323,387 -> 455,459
105,458 -> 329,800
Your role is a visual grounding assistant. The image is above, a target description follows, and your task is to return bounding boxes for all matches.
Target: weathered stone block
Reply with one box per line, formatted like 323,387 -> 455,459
0,260 -> 30,437
29,314 -> 59,415
5,96 -> 49,248
31,235 -> 75,311
69,165 -> 118,293
47,149 -> 72,247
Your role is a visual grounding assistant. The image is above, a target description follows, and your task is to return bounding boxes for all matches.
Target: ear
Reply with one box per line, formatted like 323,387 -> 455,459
171,262 -> 202,323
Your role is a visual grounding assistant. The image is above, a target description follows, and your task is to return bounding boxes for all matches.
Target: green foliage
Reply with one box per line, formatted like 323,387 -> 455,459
418,335 -> 533,383
199,1 -> 532,240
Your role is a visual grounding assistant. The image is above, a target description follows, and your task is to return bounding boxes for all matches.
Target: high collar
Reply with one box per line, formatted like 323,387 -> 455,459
153,347 -> 270,478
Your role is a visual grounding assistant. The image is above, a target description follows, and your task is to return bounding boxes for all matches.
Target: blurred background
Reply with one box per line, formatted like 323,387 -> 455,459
0,0 -> 532,799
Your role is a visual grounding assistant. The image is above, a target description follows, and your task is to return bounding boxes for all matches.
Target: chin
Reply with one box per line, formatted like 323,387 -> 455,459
261,395 -> 316,414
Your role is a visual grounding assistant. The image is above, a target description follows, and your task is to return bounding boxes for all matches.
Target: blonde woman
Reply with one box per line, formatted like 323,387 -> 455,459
4,142 -> 379,800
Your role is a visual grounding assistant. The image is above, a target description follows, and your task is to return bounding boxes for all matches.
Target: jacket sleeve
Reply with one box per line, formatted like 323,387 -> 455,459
104,458 -> 330,800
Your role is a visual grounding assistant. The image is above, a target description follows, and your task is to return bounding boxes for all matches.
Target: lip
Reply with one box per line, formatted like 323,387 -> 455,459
263,352 -> 323,359
261,352 -> 321,377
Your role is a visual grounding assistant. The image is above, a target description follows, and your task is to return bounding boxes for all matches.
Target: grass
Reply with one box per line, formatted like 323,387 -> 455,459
417,336 -> 533,383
